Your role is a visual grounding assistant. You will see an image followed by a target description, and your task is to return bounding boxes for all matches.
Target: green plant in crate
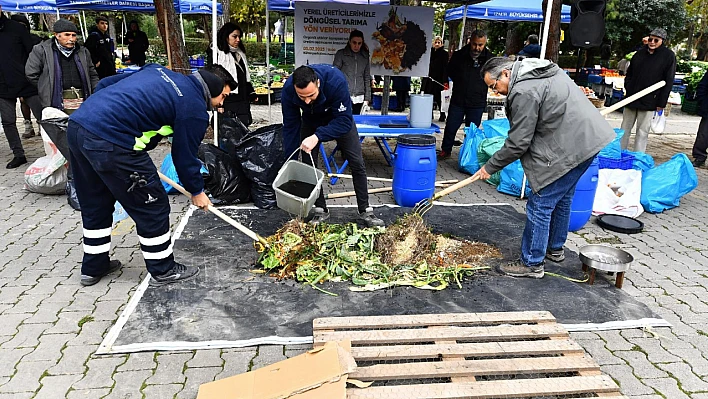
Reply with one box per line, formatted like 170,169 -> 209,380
685,70 -> 706,94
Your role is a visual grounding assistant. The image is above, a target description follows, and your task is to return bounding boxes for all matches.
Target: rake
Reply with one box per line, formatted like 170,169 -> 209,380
413,174 -> 481,216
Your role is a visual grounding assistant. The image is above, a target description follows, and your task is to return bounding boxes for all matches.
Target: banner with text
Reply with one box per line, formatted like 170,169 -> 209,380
295,3 -> 434,77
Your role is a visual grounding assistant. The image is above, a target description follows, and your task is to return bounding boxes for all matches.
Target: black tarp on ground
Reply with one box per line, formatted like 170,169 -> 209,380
106,205 -> 667,353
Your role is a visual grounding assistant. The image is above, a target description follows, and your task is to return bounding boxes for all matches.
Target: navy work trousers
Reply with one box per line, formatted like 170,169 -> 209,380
67,121 -> 175,278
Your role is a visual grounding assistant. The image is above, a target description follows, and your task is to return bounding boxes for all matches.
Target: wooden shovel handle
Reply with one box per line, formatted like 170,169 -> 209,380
432,174 -> 482,201
600,81 -> 666,116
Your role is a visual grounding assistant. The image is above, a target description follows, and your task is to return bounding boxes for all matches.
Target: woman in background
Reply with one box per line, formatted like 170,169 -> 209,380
421,36 -> 448,122
333,30 -> 371,114
212,22 -> 255,126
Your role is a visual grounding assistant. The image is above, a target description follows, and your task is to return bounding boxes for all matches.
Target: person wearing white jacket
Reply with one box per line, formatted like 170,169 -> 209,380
211,23 -> 256,126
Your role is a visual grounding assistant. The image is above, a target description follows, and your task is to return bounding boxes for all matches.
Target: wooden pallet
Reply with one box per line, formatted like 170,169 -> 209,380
313,311 -> 627,399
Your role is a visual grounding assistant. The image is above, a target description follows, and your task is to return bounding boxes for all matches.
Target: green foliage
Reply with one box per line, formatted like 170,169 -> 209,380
605,0 -> 688,57
677,59 -> 694,73
148,37 -> 281,64
685,69 -> 706,92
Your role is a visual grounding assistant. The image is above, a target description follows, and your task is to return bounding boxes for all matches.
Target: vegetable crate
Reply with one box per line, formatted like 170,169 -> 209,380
313,311 -> 627,399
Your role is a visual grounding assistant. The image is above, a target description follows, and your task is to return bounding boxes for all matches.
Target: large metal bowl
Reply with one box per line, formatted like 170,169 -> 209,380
579,244 -> 633,273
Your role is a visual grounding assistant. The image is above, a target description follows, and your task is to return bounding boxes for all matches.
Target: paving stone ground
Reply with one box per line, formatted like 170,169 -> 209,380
2,102 -> 708,398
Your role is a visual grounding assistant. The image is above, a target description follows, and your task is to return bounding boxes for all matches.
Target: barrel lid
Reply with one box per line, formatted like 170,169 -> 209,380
596,214 -> 644,234
397,134 -> 436,147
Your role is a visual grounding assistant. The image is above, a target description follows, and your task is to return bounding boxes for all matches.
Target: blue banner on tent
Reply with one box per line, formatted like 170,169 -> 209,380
0,0 -> 77,13
445,0 -> 570,23
54,0 -> 217,14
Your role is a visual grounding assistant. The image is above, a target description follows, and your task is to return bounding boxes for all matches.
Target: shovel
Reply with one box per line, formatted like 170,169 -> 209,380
158,171 -> 269,247
412,80 -> 667,216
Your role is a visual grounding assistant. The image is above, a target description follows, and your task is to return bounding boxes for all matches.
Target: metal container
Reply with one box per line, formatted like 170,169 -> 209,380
272,158 -> 324,218
579,244 -> 633,273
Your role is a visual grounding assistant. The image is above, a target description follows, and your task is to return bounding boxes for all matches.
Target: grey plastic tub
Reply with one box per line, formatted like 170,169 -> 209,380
272,159 -> 324,218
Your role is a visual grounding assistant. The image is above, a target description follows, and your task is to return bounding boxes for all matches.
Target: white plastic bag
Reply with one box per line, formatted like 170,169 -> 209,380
24,127 -> 68,194
592,169 -> 643,218
440,82 -> 452,114
650,109 -> 666,134
668,92 -> 682,105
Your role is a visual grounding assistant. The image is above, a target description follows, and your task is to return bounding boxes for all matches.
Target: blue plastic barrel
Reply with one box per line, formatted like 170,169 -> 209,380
568,157 -> 600,232
393,134 -> 437,207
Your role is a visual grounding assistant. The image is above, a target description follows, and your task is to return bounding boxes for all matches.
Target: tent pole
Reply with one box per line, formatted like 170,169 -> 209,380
283,16 -> 286,60
540,0 -> 553,60
82,11 -> 89,38
441,20 -> 445,42
56,9 -> 59,19
180,14 -> 185,46
266,2 -> 271,121
459,1 -> 468,50
78,14 -> 85,39
212,0 -> 218,146
121,14 -> 125,61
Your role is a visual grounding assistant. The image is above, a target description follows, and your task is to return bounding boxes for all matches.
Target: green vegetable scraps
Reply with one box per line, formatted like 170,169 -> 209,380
255,214 -> 501,295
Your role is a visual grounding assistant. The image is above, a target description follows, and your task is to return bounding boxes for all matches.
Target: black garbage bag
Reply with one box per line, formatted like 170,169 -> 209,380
197,144 -> 251,204
234,124 -> 284,210
218,115 -> 248,160
66,171 -> 81,211
39,112 -> 70,160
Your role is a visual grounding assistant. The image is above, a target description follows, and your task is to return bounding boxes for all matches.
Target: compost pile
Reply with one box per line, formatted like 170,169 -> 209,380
256,214 -> 501,294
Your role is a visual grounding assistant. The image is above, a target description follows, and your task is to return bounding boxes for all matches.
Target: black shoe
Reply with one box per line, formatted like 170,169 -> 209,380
359,207 -> 385,227
500,260 -> 545,279
80,260 -> 122,286
545,248 -> 565,262
453,140 -> 463,147
693,159 -> 705,168
149,263 -> 199,287
438,113 -> 446,122
6,156 -> 27,169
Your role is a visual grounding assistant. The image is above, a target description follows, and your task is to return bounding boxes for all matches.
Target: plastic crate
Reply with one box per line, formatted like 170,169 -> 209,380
682,99 -> 699,115
598,154 -> 635,170
672,84 -> 687,94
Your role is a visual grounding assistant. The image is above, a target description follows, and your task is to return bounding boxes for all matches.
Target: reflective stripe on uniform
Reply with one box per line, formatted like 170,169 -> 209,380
142,244 -> 173,260
133,125 -> 174,151
138,231 -> 171,246
83,227 -> 111,239
83,242 -> 111,254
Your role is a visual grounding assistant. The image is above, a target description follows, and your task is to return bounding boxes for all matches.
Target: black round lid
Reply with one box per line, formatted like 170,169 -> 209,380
397,134 -> 436,147
596,214 -> 644,234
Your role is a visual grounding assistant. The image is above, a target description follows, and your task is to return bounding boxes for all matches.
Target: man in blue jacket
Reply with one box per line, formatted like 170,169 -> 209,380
281,65 -> 384,227
68,64 -> 235,287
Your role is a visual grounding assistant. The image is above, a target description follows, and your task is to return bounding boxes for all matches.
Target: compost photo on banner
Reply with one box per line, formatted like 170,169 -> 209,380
294,2 -> 434,77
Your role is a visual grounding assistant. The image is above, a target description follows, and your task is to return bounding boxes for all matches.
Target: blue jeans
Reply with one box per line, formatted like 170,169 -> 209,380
441,104 -> 485,153
521,156 -> 595,267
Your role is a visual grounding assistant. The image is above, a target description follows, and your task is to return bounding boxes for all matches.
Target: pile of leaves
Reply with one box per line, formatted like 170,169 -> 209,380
256,214 -> 501,295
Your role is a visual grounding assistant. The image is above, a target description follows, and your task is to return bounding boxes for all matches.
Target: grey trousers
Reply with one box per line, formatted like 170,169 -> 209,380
620,107 -> 652,153
0,96 -> 43,157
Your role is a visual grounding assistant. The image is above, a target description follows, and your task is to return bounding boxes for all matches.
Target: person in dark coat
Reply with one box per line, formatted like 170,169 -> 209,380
620,28 -> 675,153
517,34 -> 541,58
211,22 -> 255,126
391,76 -> 410,112
85,15 -> 116,79
691,72 -> 708,167
11,14 -> 43,139
439,30 -> 493,159
0,6 -> 43,168
421,36 -> 448,122
125,20 -> 149,66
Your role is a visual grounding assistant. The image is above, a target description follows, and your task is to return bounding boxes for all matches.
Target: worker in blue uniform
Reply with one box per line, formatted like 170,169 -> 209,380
281,64 -> 384,227
68,64 -> 236,287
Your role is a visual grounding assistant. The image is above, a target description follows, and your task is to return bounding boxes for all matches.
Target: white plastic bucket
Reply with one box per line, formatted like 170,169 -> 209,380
272,151 -> 324,218
409,94 -> 434,128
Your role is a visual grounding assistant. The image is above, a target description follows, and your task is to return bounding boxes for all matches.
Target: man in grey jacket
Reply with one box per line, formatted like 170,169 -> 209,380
26,19 -> 99,113
475,57 -> 615,278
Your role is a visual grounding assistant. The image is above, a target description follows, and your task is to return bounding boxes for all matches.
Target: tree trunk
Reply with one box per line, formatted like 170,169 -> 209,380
154,0 -> 190,74
541,0 -> 562,62
505,23 -> 525,56
256,23 -> 263,42
447,20 -> 460,52
221,0 -> 230,23
202,15 -> 211,40
687,21 -> 695,60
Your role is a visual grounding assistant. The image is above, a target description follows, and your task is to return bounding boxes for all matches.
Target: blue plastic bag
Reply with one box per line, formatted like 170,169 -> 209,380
481,118 -> 510,138
458,124 -> 485,175
112,201 -> 129,224
640,153 -> 698,213
497,160 -> 532,197
598,128 -> 624,159
624,150 -> 655,172
160,153 -> 208,194
160,153 -> 181,194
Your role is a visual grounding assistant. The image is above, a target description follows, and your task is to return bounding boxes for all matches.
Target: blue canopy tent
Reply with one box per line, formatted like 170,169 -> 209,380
0,0 -> 77,13
268,0 -> 388,13
444,0 -> 571,23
